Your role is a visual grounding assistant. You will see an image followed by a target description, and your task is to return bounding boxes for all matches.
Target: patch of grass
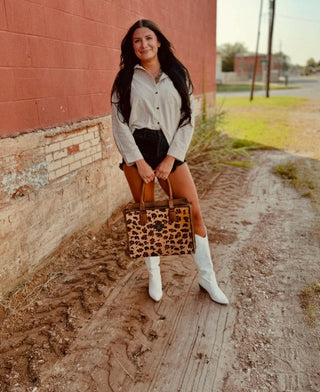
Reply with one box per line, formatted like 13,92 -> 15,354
216,84 -> 298,93
188,110 -> 262,169
224,116 -> 292,149
217,84 -> 264,92
270,84 -> 298,90
216,96 -> 308,151
273,162 -> 298,181
300,281 -> 320,327
273,159 -> 320,211
231,138 -> 266,150
217,95 -> 306,108
219,161 -> 256,168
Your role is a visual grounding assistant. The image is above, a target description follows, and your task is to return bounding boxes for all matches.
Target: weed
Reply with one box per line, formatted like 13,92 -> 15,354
273,159 -> 320,212
300,281 -> 320,327
273,162 -> 298,181
188,110 -> 262,169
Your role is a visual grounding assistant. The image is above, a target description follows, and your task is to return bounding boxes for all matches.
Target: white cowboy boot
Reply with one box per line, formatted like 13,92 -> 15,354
144,256 -> 162,302
193,231 -> 229,305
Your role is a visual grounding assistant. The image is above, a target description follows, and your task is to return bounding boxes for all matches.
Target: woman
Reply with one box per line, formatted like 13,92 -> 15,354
111,19 -> 228,305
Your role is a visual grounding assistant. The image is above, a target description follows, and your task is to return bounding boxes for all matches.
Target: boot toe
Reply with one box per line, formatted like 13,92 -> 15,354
149,288 -> 163,302
213,290 -> 229,305
199,281 -> 229,305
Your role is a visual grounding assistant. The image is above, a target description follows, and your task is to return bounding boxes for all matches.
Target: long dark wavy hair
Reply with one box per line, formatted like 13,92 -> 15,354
111,19 -> 193,127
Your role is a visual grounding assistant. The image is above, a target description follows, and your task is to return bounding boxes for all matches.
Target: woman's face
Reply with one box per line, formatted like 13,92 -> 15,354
132,27 -> 161,64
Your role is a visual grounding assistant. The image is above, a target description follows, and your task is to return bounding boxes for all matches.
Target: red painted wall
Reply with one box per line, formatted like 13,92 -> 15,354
0,0 -> 216,137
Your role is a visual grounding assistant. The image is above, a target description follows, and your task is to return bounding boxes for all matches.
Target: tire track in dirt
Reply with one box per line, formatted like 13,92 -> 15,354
0,223 -> 136,391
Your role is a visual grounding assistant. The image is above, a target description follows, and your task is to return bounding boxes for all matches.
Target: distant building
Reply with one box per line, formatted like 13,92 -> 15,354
234,53 -> 268,81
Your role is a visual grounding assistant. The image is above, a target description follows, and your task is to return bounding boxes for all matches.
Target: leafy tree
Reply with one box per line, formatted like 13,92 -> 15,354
218,42 -> 248,72
303,58 -> 319,75
273,51 -> 291,73
306,58 -> 317,68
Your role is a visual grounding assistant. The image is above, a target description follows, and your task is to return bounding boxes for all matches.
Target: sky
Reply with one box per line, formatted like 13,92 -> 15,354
217,0 -> 320,66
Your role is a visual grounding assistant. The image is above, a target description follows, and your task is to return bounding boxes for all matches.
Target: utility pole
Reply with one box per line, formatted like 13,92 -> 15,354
250,0 -> 263,101
266,0 -> 276,97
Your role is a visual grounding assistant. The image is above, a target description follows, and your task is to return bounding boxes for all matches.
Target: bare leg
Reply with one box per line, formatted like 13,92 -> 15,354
122,164 -> 162,301
158,163 -> 228,304
158,163 -> 206,237
123,164 -> 155,202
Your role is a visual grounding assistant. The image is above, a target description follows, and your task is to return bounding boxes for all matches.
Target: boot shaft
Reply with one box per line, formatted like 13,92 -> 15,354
144,256 -> 160,271
193,233 -> 214,275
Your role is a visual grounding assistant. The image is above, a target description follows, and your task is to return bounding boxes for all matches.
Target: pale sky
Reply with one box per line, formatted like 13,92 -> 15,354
217,0 -> 320,66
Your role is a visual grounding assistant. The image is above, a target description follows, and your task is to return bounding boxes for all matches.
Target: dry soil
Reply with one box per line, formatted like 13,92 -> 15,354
0,149 -> 320,392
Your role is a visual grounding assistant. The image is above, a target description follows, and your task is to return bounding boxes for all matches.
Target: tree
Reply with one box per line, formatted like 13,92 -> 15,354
218,42 -> 248,72
306,58 -> 317,68
273,51 -> 291,74
304,58 -> 318,75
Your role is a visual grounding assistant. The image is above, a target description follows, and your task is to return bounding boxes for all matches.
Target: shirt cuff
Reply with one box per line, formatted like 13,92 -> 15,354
167,145 -> 186,162
123,149 -> 144,166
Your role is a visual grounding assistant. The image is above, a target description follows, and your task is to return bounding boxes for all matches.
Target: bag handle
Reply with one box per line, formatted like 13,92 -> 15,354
139,178 -> 176,225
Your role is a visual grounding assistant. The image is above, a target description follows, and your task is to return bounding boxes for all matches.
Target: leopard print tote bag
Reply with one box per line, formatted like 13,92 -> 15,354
123,179 -> 196,258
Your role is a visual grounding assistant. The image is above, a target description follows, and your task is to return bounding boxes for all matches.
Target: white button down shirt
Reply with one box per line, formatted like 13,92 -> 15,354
112,64 -> 194,165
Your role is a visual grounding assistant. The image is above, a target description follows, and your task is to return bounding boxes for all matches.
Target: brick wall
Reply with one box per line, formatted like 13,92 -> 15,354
0,0 -> 216,137
0,116 -> 131,298
0,0 -> 217,298
45,125 -> 103,181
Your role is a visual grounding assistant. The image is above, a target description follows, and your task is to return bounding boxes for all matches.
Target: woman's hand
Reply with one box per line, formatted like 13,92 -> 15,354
155,155 -> 175,180
136,159 -> 155,183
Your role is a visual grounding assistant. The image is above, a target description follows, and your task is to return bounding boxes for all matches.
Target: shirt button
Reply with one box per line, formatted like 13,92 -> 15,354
156,107 -> 159,110
155,91 -> 158,94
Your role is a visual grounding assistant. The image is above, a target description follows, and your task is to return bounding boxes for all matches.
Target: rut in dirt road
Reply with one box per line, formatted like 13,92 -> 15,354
1,150 -> 320,392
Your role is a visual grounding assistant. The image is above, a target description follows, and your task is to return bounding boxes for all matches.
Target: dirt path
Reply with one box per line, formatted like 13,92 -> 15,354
1,150 -> 320,392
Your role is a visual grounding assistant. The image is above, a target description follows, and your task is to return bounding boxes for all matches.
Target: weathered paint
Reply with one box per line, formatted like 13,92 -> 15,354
2,162 -> 49,200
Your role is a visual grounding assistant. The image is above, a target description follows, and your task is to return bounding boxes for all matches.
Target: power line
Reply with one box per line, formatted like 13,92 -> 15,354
275,13 -> 320,23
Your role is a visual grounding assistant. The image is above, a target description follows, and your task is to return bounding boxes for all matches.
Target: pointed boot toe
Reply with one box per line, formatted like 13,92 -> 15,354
199,278 -> 229,305
149,281 -> 163,302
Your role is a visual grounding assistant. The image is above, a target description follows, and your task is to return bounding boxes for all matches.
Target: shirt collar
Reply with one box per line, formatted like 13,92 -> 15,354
134,64 -> 168,80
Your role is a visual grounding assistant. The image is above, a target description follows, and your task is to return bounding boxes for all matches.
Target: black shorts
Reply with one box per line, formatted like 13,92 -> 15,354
119,128 -> 185,172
